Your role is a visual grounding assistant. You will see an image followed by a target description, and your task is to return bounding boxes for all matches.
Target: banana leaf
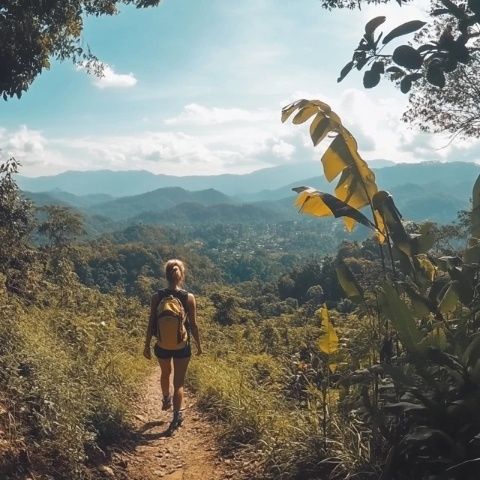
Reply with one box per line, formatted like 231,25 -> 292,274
292,187 -> 376,231
380,282 -> 424,354
317,305 -> 339,355
335,260 -> 363,302
283,99 -> 380,233
373,191 -> 412,255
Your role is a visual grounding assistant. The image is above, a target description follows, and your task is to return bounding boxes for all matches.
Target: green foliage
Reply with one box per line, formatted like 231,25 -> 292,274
0,170 -> 151,477
187,311 -> 346,479
403,53 -> 480,138
0,0 -> 161,99
337,3 -> 478,92
0,158 -> 36,294
323,0 -> 480,137
0,275 -> 149,478
282,98 -> 480,478
37,205 -> 85,248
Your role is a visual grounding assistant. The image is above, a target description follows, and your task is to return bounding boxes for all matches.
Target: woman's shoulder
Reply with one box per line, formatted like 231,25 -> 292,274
150,291 -> 160,305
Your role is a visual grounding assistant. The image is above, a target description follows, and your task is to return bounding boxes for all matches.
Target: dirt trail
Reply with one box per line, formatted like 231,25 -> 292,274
104,372 -> 246,480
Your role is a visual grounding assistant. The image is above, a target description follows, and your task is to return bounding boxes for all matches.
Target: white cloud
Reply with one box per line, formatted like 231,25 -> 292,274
4,125 -> 46,156
164,103 -> 274,126
0,126 -> 70,173
272,140 -> 295,159
94,64 -> 137,89
78,62 -> 138,89
5,96 -> 480,178
3,102 -> 310,176
48,120 -> 307,176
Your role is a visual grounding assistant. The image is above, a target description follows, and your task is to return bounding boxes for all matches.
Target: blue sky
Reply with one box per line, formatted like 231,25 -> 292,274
1,0 -> 477,177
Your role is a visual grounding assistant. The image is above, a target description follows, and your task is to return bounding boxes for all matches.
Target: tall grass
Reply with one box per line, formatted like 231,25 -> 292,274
0,274 -> 150,478
185,299 -> 376,479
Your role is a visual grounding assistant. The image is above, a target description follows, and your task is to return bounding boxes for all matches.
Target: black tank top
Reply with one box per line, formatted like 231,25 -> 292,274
158,288 -> 189,313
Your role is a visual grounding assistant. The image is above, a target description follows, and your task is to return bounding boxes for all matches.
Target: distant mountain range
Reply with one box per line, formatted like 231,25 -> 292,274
17,159 -> 395,197
21,161 -> 478,227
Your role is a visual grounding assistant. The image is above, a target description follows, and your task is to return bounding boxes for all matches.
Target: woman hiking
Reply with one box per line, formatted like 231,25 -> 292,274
143,259 -> 202,433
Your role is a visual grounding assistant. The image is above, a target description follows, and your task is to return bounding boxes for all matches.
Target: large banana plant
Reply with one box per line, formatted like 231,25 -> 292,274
285,99 -> 480,479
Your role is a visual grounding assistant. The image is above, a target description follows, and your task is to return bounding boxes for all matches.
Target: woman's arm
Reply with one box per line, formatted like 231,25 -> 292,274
187,293 -> 202,355
143,293 -> 158,359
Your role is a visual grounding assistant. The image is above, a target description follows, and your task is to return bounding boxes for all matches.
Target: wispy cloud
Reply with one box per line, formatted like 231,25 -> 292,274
164,104 -> 274,126
4,95 -> 479,178
0,126 -> 69,171
78,62 -> 138,89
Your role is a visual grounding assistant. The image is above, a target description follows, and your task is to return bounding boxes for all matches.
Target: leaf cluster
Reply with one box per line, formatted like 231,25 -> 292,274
338,1 -> 480,96
0,0 -> 161,99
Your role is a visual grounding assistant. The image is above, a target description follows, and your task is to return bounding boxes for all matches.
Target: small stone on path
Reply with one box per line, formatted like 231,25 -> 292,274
98,465 -> 115,478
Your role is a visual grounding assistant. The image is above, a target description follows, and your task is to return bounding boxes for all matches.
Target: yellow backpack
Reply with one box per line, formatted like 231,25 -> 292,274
156,294 -> 188,350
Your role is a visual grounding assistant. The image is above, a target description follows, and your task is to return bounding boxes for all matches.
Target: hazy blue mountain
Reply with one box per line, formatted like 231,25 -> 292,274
23,189 -> 114,209
18,170 -> 161,197
380,161 -> 479,184
368,159 -> 395,168
15,159 -> 396,197
249,161 -> 478,202
16,162 -> 324,197
88,187 -> 232,220
23,191 -> 70,207
130,202 -> 284,225
22,161 -> 479,227
17,161 -> 479,200
46,190 -> 114,208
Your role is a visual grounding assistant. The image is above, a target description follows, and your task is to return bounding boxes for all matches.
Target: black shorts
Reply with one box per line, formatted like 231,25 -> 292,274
154,343 -> 191,360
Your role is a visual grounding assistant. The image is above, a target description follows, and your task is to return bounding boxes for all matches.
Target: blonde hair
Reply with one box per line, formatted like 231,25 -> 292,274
165,259 -> 185,287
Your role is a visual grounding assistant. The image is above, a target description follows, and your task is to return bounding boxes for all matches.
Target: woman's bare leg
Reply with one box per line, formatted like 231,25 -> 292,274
157,358 -> 172,399
172,357 -> 190,411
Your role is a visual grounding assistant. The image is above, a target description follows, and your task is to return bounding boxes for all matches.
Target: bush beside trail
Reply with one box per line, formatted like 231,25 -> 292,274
0,273 -> 150,479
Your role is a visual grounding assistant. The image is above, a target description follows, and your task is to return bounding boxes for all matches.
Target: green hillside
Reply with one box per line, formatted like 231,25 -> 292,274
89,187 -> 232,220
22,162 -> 477,227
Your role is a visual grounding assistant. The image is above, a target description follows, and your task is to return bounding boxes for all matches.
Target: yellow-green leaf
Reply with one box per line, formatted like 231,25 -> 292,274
329,363 -> 338,374
292,105 -> 319,125
310,114 -> 332,146
317,305 -> 339,355
293,187 -> 331,217
283,99 -> 379,232
380,283 -> 424,354
416,254 -> 437,282
412,222 -> 435,254
402,283 -> 434,318
439,284 -> 459,314
335,260 -> 363,302
292,187 -> 376,230
373,209 -> 387,244
464,242 -> 480,264
373,191 -> 412,256
424,325 -> 447,350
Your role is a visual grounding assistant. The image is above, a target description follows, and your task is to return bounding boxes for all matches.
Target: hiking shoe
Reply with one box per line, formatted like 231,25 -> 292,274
169,411 -> 184,431
162,395 -> 172,411
165,415 -> 183,437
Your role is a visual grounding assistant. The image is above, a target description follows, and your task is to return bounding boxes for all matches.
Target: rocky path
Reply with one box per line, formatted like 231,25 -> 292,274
102,372 -> 249,480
